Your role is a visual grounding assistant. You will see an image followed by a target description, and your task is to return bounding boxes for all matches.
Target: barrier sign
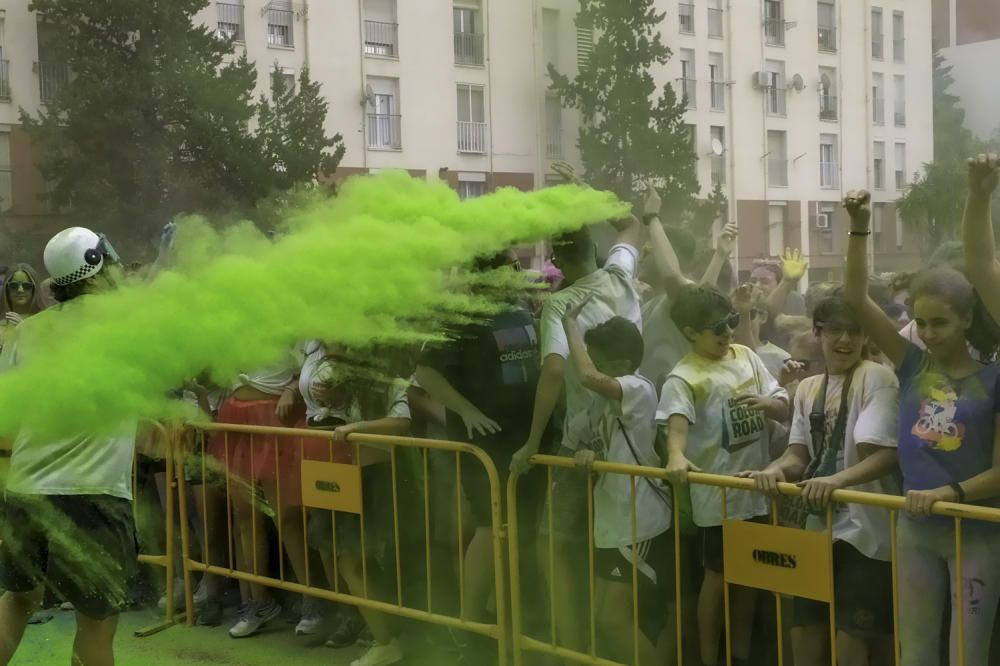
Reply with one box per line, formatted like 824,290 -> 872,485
722,519 -> 833,602
301,461 -> 363,514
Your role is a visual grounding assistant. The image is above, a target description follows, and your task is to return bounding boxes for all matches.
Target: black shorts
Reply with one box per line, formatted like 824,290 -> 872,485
460,434 -> 524,529
594,530 -> 674,643
700,515 -> 770,573
793,540 -> 893,638
307,463 -> 395,566
0,493 -> 137,620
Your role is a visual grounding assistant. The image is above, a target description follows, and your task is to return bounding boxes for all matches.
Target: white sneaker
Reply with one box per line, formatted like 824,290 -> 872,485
192,578 -> 209,608
59,602 -> 74,611
228,599 -> 282,638
350,639 -> 403,666
157,579 -> 185,610
294,597 -> 322,635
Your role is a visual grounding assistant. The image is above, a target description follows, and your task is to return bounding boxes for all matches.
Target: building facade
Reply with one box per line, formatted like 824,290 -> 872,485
0,0 -> 931,279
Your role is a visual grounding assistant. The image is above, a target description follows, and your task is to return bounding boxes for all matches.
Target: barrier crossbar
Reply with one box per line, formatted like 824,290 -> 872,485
508,453 -> 1000,666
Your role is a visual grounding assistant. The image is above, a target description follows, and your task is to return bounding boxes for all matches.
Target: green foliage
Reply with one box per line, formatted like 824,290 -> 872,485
547,0 -> 699,212
20,0 -> 344,251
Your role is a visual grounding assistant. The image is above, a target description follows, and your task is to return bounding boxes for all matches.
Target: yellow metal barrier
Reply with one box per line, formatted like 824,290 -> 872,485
172,422 -> 509,664
508,454 -> 1000,666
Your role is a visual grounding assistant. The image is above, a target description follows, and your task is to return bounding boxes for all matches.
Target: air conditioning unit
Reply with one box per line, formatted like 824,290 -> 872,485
815,213 -> 832,229
752,71 -> 771,89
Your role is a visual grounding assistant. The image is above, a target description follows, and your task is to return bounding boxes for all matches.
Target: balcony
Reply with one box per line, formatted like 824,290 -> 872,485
679,3 -> 695,33
455,32 -> 485,66
818,26 -> 837,52
893,38 -> 905,63
37,61 -> 69,104
765,18 -> 785,46
676,77 -> 696,108
546,130 -> 562,159
820,161 -> 840,189
894,111 -> 906,128
766,86 -> 786,116
711,155 -> 725,187
708,8 -> 723,38
457,121 -> 487,154
872,97 -> 885,125
216,2 -> 245,41
768,158 -> 788,187
0,60 -> 9,101
709,81 -> 725,111
364,20 -> 398,57
819,94 -> 837,121
367,113 -> 402,150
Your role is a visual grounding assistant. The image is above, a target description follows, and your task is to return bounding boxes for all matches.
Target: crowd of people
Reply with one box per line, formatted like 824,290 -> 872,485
1,158 -> 1000,666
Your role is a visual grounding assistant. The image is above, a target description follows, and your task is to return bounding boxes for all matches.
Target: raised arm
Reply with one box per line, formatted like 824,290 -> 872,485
642,184 -> 691,296
700,223 -> 738,288
962,154 -> 1000,323
766,249 -> 808,320
731,284 -> 759,350
562,296 -> 623,402
843,191 -> 910,367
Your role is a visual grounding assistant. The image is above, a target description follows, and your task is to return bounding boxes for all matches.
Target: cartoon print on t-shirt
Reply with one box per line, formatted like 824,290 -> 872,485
912,383 -> 965,451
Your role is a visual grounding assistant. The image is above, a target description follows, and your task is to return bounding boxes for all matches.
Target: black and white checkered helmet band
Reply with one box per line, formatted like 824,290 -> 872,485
52,261 -> 101,286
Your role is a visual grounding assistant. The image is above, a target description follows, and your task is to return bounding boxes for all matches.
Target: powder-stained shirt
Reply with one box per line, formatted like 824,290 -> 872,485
657,344 -> 787,526
0,306 -> 136,499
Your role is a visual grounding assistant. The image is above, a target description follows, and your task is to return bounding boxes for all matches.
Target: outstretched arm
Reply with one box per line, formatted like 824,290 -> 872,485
766,249 -> 807,319
562,296 -> 623,401
962,154 -> 1000,323
643,184 -> 691,296
700,223 -> 738,288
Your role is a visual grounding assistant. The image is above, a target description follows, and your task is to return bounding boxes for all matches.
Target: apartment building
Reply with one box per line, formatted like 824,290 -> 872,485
933,0 -> 1000,140
0,1 -> 931,279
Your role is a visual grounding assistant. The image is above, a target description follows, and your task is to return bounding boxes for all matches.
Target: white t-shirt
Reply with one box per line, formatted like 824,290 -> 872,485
788,361 -> 900,561
639,292 -> 690,388
0,308 -> 136,499
540,244 -> 642,450
231,349 -> 302,395
299,341 -> 344,422
657,344 -> 788,526
565,375 -> 671,551
756,341 -> 791,381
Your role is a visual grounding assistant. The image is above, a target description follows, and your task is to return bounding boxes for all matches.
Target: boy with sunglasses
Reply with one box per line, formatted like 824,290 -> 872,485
658,283 -> 788,666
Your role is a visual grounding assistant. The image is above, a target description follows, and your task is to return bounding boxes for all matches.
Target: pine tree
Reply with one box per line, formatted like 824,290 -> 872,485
20,0 -> 344,251
548,0 -> 699,212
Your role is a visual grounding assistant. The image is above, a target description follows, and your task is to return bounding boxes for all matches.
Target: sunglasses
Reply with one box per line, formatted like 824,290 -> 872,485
6,281 -> 34,292
700,312 -> 741,336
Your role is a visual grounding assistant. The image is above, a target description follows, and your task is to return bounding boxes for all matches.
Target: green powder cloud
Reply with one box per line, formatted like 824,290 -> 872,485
0,172 -> 626,440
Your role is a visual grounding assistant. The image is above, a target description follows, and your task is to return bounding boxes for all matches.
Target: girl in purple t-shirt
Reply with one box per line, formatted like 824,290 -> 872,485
844,190 -> 1000,666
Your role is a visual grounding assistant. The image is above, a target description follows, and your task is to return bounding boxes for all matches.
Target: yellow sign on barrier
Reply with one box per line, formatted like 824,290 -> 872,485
722,519 -> 833,602
301,461 -> 363,513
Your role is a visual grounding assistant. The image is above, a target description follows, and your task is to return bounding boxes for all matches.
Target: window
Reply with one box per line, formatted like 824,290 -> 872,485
458,174 -> 486,199
818,1 -> 836,52
0,132 -> 10,212
895,142 -> 906,190
873,141 -> 886,189
0,27 -> 8,101
367,77 -> 401,150
768,203 -> 786,256
454,3 -> 484,66
542,9 -> 559,69
679,2 -> 694,34
872,203 -> 885,251
685,124 -> 697,151
767,130 -> 788,187
364,0 -> 398,57
576,26 -> 593,68
710,126 -> 726,186
894,75 -> 906,127
708,0 -> 723,38
893,11 -> 904,63
766,60 -> 785,116
457,83 -> 487,153
871,7 -> 883,59
709,54 -> 725,111
217,1 -> 245,41
820,134 -> 839,189
267,3 -> 294,47
895,208 -> 904,249
816,203 -> 837,254
765,0 -> 784,46
273,70 -> 295,99
818,68 -> 837,121
36,20 -> 69,104
872,73 -> 884,125
679,49 -> 696,109
545,94 -> 562,159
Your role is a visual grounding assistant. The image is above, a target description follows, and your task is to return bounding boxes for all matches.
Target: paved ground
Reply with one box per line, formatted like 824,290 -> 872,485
13,606 -> 471,666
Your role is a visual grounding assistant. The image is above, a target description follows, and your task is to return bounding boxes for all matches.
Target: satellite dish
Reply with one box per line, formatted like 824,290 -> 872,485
711,139 -> 724,156
361,83 -> 375,107
791,73 -> 805,91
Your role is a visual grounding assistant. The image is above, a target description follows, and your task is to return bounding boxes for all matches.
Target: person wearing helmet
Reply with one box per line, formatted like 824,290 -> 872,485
0,227 -> 135,666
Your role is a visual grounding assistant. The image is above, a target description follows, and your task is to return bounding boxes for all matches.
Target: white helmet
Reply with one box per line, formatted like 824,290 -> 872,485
44,227 -> 108,286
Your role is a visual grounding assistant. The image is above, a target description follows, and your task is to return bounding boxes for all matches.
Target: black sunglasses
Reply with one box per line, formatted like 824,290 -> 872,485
700,312 -> 741,336
6,281 -> 34,292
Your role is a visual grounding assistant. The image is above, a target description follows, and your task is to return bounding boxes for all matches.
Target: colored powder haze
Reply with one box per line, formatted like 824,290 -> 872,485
0,172 -> 626,441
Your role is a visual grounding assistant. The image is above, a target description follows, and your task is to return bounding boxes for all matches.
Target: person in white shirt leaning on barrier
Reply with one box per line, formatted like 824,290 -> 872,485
562,294 -> 672,665
0,227 -> 137,666
737,296 -> 901,666
659,283 -> 789,666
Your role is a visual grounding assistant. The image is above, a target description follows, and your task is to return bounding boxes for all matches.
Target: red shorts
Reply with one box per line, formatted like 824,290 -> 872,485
207,398 -> 351,507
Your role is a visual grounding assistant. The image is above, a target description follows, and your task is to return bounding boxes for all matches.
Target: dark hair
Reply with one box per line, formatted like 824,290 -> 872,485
670,284 -> 732,336
584,317 -> 644,373
751,260 -> 783,283
0,262 -> 45,315
49,279 -> 90,303
551,228 -> 594,265
882,303 -> 908,320
910,266 -> 1000,360
812,296 -> 860,331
